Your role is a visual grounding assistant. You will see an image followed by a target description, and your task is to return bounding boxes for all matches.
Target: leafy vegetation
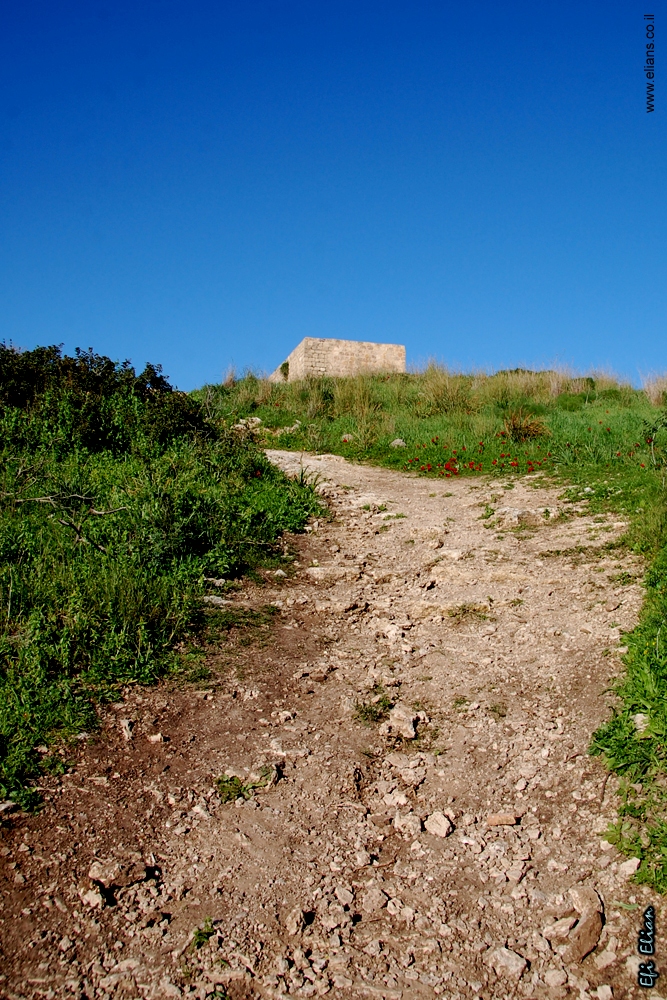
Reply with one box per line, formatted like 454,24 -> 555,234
215,765 -> 276,802
0,345 -> 321,804
191,917 -> 217,950
591,502 -> 667,891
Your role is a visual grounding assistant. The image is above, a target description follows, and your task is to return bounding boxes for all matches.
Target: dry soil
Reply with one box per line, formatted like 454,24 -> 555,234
0,452 -> 660,1000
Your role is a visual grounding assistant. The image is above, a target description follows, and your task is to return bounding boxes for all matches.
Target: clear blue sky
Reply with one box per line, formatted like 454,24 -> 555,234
0,1 -> 664,389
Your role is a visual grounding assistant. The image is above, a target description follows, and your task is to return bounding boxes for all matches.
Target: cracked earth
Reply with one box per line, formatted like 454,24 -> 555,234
0,452 -> 661,1000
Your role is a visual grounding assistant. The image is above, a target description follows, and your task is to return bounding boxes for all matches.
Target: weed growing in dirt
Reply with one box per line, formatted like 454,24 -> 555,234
192,917 -> 216,949
611,571 -> 638,585
181,662 -> 213,684
0,345 -> 322,803
354,687 -> 393,724
215,765 -> 276,802
446,603 -> 490,625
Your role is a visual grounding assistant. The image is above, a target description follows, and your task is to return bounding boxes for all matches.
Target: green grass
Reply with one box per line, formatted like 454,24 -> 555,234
195,366 -> 662,481
0,345 -> 321,805
354,686 -> 393,725
200,365 -> 667,889
590,524 -> 667,891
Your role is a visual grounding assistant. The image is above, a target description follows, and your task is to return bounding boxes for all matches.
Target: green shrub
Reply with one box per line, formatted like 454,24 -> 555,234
0,345 -> 321,802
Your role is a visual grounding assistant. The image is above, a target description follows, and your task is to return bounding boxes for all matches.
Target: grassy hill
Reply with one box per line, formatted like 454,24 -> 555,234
5,352 -> 667,888
198,366 -> 659,478
202,365 -> 667,889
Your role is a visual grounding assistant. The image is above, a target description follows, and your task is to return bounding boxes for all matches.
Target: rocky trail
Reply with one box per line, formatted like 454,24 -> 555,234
0,452 -> 659,1000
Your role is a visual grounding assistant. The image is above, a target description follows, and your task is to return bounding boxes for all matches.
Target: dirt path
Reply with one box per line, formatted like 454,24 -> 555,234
0,453 -> 658,1000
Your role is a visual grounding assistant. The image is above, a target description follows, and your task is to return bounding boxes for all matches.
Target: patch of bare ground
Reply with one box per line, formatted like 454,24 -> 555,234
0,452 -> 658,1000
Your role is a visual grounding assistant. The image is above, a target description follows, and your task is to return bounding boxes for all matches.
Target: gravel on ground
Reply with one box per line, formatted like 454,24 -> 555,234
0,452 -> 656,1000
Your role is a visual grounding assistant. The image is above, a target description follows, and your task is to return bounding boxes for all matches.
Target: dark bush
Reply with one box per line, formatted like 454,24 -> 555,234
0,345 -> 320,802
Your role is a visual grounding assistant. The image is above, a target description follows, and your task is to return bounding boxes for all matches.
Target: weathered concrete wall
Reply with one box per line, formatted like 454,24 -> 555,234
268,337 -> 406,382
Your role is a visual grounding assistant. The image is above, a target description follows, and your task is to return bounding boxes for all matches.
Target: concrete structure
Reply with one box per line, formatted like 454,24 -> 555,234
268,337 -> 406,382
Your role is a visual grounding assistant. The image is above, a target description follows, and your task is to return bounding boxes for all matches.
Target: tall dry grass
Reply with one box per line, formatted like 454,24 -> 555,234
416,365 -> 474,414
410,363 -> 634,410
199,363 -> 656,438
332,374 -> 384,419
643,374 -> 667,406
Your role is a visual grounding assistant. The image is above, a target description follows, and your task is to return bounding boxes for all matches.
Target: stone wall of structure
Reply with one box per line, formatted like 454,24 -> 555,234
268,337 -> 406,382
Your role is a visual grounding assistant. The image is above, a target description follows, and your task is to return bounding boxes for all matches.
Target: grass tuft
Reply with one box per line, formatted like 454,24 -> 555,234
503,408 -> 550,443
354,687 -> 393,725
446,603 -> 490,625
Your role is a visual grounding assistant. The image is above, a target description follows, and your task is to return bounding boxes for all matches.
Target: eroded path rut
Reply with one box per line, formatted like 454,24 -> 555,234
0,453 -> 657,1000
